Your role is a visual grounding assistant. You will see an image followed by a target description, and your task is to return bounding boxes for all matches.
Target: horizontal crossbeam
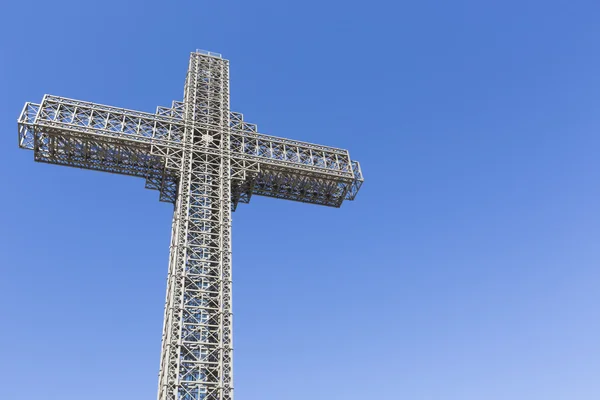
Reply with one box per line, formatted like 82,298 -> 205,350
18,95 -> 363,207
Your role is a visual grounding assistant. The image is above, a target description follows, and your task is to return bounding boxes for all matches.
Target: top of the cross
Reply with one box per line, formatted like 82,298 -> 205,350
195,49 -> 223,59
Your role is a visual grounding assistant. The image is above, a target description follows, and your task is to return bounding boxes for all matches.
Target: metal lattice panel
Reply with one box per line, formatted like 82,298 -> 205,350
17,50 -> 363,400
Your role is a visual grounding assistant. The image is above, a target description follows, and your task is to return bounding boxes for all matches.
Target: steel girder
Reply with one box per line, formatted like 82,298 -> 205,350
18,98 -> 363,209
17,50 -> 364,400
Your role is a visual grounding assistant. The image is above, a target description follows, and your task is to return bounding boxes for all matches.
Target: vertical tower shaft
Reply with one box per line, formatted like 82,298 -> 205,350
158,53 -> 233,400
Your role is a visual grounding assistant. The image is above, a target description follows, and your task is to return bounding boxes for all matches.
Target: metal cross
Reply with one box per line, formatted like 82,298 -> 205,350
17,50 -> 363,400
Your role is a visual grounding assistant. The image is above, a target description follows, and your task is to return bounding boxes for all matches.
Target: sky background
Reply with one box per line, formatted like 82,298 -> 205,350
1,1 -> 600,399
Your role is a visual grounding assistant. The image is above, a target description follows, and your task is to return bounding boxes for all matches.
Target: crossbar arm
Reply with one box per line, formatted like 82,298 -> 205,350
228,112 -> 364,208
17,95 -> 184,202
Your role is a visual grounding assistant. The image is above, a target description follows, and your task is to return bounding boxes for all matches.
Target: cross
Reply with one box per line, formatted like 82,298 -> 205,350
17,50 -> 363,400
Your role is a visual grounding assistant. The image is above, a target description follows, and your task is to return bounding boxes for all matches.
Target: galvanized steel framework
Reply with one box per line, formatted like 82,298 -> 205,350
17,50 -> 363,400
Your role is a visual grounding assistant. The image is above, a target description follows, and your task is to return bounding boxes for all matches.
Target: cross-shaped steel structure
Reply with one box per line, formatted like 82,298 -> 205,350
17,50 -> 363,400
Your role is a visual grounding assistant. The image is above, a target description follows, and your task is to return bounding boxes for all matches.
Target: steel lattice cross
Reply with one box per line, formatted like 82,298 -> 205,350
17,50 -> 363,400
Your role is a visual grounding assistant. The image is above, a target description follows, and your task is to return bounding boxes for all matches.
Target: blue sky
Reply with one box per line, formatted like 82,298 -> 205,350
2,1 -> 600,399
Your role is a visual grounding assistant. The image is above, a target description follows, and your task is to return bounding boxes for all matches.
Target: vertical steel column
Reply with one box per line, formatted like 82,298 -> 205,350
158,52 -> 232,400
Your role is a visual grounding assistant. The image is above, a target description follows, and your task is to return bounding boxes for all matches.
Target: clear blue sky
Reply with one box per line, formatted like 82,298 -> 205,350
1,1 -> 600,399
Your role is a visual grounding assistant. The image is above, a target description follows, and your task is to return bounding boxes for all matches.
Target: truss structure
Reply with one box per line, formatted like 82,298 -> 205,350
17,50 -> 363,400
